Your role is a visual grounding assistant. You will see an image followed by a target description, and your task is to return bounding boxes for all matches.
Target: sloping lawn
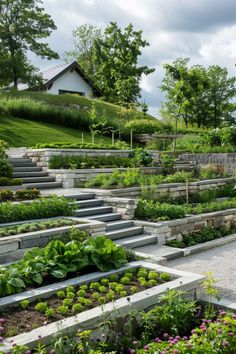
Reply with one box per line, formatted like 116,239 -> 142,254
0,116 -> 113,147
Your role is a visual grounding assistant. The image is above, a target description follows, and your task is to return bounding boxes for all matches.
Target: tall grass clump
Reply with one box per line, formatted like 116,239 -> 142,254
0,97 -> 90,130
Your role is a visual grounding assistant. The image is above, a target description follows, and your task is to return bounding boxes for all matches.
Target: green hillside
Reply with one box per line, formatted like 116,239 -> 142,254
1,91 -> 158,126
0,116 -> 114,147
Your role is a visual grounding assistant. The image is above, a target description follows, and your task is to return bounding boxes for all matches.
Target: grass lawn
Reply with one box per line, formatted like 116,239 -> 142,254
0,116 -> 114,147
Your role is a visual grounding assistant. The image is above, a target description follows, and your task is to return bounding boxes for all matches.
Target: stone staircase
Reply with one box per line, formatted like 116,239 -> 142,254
9,158 -> 62,190
71,193 -> 157,249
173,159 -> 197,171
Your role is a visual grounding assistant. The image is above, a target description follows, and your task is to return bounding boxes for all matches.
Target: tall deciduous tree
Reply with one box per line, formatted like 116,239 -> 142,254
93,22 -> 155,106
0,0 -> 59,88
65,24 -> 102,78
161,58 -> 236,129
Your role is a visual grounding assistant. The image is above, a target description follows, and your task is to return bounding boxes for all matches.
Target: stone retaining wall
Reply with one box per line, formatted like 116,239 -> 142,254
134,209 -> 236,245
48,167 -> 164,188
180,153 -> 236,174
26,148 -> 160,169
82,177 -> 235,199
103,197 -> 138,220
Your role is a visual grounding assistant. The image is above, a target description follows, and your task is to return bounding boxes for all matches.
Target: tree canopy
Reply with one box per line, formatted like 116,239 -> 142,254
0,0 -> 59,88
93,22 -> 155,106
65,24 -> 102,78
160,58 -> 236,128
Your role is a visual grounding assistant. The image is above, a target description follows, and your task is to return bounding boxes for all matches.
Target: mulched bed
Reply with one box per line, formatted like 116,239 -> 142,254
1,268 -> 172,338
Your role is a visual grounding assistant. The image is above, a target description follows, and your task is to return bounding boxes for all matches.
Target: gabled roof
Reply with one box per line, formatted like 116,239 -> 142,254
42,61 -> 102,96
9,61 -> 102,96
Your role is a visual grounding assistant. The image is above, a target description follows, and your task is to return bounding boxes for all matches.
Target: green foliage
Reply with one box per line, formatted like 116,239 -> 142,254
65,24 -> 102,77
125,119 -> 162,134
160,58 -> 236,129
135,199 -> 186,221
83,236 -> 127,272
0,159 -> 13,178
20,299 -> 30,309
142,290 -> 197,338
129,148 -> 153,167
0,196 -> 76,224
0,188 -> 41,202
35,141 -> 122,150
0,0 -> 58,87
167,226 -> 236,249
35,302 -> 48,314
0,177 -> 22,186
0,236 -> 128,297
49,155 -> 133,170
93,22 -> 155,105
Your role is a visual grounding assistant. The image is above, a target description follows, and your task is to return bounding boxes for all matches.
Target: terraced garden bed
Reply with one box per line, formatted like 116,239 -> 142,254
0,218 -> 81,238
1,266 -> 172,338
0,261 -> 204,352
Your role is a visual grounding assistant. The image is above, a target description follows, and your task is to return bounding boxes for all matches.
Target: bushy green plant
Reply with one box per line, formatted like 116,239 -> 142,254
129,148 -> 153,167
135,199 -> 186,221
0,196 -> 76,223
125,118 -> 162,134
0,159 -> 13,177
0,177 -> 22,186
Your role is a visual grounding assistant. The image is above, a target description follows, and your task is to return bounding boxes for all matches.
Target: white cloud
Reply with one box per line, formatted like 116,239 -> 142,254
36,0 -> 236,116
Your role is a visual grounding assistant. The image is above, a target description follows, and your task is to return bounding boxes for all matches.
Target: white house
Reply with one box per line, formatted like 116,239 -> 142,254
16,61 -> 102,98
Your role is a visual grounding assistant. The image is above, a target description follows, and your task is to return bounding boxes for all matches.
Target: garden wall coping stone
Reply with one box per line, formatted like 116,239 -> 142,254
1,261 -> 205,352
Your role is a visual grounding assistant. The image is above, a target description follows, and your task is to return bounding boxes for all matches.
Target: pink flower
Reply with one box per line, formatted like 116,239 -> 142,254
228,332 -> 234,336
0,337 -> 3,342
218,329 -> 223,334
0,327 -> 3,333
163,333 -> 169,339
0,319 -> 5,324
173,350 -> 179,354
191,329 -> 196,334
130,350 -> 135,354
222,340 -> 229,347
143,345 -> 149,350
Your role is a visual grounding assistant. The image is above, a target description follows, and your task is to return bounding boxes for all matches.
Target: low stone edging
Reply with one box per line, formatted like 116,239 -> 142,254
0,217 -> 106,263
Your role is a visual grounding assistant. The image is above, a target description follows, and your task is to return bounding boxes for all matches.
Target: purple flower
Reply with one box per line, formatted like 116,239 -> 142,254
228,332 -> 234,336
130,350 -> 136,354
143,345 -> 149,350
163,333 -> 169,339
175,336 -> 180,340
173,350 -> 179,354
222,340 -> 229,347
161,352 -> 167,354
0,327 -> 4,333
219,310 -> 226,316
25,351 -> 31,354
0,336 -> 3,342
223,321 -> 228,326
183,336 -> 188,340
218,329 -> 223,334
50,350 -> 56,354
191,329 -> 196,334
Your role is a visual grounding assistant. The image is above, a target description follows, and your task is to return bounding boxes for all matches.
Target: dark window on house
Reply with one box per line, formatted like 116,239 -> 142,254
58,89 -> 85,96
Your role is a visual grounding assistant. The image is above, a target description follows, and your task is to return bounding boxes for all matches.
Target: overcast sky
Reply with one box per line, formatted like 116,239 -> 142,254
37,0 -> 236,117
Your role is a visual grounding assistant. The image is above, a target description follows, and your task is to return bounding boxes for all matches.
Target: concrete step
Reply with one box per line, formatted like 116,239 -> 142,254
88,213 -> 122,222
24,182 -> 62,190
75,206 -> 113,217
12,171 -> 49,178
105,226 -> 143,240
106,220 -> 134,231
9,159 -> 36,167
115,234 -> 157,248
20,176 -> 55,183
63,193 -> 96,201
13,166 -> 42,172
76,198 -> 103,208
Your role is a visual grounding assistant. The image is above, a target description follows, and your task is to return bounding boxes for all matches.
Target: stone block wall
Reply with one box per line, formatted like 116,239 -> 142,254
180,153 -> 236,175
26,148 -> 160,169
134,209 -> 236,245
82,177 -> 235,199
102,197 -> 138,220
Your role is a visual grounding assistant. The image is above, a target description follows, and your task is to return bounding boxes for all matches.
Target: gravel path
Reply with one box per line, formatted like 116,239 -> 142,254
168,241 -> 236,301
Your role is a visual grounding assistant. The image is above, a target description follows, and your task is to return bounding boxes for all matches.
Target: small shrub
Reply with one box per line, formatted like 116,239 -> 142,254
35,302 -> 48,314
20,299 -> 30,309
